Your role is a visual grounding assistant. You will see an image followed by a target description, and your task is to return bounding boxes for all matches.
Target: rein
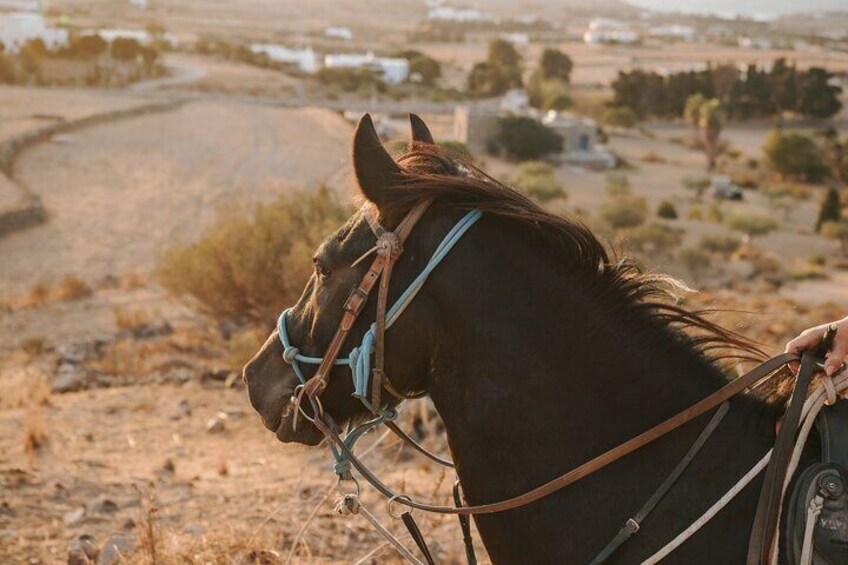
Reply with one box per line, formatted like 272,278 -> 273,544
275,201 -> 844,563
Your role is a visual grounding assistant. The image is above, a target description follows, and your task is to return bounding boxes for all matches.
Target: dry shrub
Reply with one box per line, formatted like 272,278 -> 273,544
641,151 -> 666,164
156,188 -> 347,325
56,275 -> 93,301
227,327 -> 268,370
121,272 -> 148,290
0,367 -> 52,409
24,282 -> 51,308
20,335 -> 47,357
114,306 -> 153,331
23,406 -> 48,467
134,485 -> 163,565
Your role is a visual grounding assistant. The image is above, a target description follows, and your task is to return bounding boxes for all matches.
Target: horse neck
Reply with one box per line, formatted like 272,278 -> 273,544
423,217 -> 775,507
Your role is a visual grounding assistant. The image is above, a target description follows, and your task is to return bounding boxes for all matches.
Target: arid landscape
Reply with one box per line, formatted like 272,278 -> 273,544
2,0 -> 848,563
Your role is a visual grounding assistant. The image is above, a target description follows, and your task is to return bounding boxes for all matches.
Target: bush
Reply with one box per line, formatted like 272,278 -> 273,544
56,275 -> 92,301
514,161 -> 566,202
496,116 -> 563,160
605,174 -> 631,197
725,211 -> 778,240
763,130 -> 829,182
620,223 -> 681,256
700,234 -> 741,255
600,196 -> 647,229
657,200 -> 678,219
601,106 -> 638,129
731,173 -> 758,189
678,247 -> 712,277
437,140 -> 473,162
821,221 -> 848,255
816,187 -> 843,231
682,176 -> 710,198
316,67 -> 385,93
156,188 -> 348,324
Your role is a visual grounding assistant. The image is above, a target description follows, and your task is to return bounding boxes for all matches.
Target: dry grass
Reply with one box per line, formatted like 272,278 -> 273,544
114,306 -> 154,331
0,367 -> 52,409
55,275 -> 93,301
22,406 -> 48,467
23,282 -> 51,308
20,335 -> 48,358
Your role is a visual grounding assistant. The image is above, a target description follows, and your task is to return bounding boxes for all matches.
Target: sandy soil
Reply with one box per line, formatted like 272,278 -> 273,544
0,102 -> 354,298
0,87 -> 150,143
0,334 -> 478,564
156,54 -> 302,99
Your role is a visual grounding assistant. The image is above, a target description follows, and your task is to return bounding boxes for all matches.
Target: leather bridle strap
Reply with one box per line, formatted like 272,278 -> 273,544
315,352 -> 799,515
299,199 -> 432,406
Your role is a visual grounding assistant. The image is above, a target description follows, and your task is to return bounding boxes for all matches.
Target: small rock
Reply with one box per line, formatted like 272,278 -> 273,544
85,496 -> 118,515
200,369 -> 231,386
63,507 -> 86,526
56,343 -> 86,364
122,518 -> 135,531
67,534 -> 98,564
0,501 -> 13,517
169,399 -> 191,421
98,534 -> 135,565
161,458 -> 176,475
182,523 -> 204,535
205,413 -> 227,434
53,365 -> 86,393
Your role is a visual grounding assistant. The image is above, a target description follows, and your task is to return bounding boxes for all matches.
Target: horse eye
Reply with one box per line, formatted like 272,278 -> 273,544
313,259 -> 331,281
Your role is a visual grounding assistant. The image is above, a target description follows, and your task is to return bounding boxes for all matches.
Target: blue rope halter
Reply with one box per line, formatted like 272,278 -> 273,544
276,209 -> 482,474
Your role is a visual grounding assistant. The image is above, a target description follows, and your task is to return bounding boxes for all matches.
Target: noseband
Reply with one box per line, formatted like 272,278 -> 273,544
277,200 -> 483,430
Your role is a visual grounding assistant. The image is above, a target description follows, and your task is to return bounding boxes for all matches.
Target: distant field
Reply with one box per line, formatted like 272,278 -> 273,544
0,101 -> 353,297
415,39 -> 848,88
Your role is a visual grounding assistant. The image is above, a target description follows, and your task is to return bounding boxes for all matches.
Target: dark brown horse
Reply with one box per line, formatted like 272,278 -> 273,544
244,114 -> 795,563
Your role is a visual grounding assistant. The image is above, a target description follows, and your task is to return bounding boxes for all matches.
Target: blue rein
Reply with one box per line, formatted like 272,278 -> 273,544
276,209 -> 482,472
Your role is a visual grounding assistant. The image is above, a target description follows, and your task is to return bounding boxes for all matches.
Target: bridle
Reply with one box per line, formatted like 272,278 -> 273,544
275,200 -> 846,564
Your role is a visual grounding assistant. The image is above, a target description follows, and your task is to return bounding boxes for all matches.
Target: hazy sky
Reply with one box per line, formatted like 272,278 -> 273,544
627,0 -> 848,19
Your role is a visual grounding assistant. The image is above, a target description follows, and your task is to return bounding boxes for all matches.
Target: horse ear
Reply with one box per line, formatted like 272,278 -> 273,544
409,113 -> 434,145
352,113 -> 402,207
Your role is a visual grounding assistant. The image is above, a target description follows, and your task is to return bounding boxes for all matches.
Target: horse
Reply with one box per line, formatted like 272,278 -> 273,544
243,114 -> 810,564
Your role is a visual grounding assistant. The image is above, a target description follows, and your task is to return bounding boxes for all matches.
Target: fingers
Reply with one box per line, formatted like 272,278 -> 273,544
785,325 -> 826,354
825,342 -> 847,377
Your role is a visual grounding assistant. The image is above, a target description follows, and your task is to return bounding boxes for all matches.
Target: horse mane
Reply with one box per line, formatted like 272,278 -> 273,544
384,144 -> 766,366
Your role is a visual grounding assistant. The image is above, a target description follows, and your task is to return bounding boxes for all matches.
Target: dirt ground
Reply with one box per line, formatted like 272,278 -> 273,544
0,101 -> 354,298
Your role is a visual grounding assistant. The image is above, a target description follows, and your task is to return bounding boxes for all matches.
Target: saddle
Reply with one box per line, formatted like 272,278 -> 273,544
784,399 -> 848,565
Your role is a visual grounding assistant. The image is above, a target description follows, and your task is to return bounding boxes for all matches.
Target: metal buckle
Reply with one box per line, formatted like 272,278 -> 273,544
344,287 -> 368,314
625,518 -> 640,534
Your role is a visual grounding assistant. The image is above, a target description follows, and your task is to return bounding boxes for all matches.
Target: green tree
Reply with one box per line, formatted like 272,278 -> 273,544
763,130 -> 829,182
798,67 -> 843,119
684,93 -> 706,136
111,37 -> 143,61
408,54 -> 441,86
496,116 -> 563,160
467,62 -> 509,97
488,38 -> 521,70
817,187 -> 843,231
601,106 -> 638,129
538,48 -> 573,82
699,98 -> 724,171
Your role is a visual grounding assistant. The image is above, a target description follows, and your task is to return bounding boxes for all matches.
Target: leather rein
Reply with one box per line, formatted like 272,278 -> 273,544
278,200 -> 839,563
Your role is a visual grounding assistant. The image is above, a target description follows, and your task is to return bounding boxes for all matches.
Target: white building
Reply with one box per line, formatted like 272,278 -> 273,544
324,52 -> 408,84
583,18 -> 639,45
501,32 -> 529,45
428,7 -> 493,23
0,12 -> 67,53
738,37 -> 773,50
324,26 -> 353,41
250,44 -> 319,73
649,25 -> 696,41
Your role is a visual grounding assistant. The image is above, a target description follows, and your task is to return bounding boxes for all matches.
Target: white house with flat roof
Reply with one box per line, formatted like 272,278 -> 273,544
324,52 -> 408,84
0,12 -> 67,53
251,44 -> 319,73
